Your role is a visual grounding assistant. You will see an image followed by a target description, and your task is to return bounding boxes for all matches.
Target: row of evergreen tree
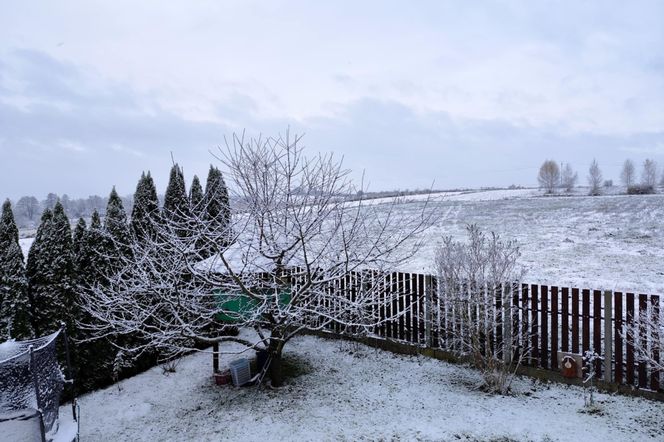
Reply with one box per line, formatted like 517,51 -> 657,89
0,164 -> 230,393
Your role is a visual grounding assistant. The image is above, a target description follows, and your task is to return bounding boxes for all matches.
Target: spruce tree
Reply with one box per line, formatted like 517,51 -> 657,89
130,171 -> 160,242
0,199 -> 21,257
104,187 -> 132,263
203,165 -> 231,256
163,164 -> 190,236
72,218 -> 87,261
26,208 -> 52,334
0,200 -> 32,340
189,175 -> 204,214
0,241 -> 32,340
164,164 -> 188,218
74,210 -> 116,391
27,202 -> 75,335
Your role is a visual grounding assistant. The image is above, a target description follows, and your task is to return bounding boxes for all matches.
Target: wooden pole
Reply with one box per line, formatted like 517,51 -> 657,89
212,342 -> 219,374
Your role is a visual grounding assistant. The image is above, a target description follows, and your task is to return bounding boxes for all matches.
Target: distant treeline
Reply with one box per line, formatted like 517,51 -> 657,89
7,193 -> 142,230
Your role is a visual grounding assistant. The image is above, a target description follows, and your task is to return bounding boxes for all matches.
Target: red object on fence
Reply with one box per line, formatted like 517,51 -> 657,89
561,355 -> 579,378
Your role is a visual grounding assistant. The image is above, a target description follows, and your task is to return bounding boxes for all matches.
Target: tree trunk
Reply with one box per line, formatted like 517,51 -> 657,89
268,335 -> 284,387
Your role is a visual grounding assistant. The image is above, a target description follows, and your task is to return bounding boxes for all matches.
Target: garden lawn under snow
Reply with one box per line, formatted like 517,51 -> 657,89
66,334 -> 664,441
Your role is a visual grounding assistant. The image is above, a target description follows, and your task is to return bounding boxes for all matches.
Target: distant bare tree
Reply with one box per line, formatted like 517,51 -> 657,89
560,163 -> 578,192
16,196 -> 40,222
641,159 -> 658,188
43,193 -> 59,210
620,159 -> 635,188
537,160 -> 560,194
587,159 -> 603,196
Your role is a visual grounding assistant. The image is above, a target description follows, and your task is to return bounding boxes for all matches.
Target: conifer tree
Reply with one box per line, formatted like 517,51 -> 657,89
0,199 -> 20,254
164,164 -> 189,219
72,218 -> 87,262
163,164 -> 190,236
104,187 -> 132,263
0,200 -> 32,340
74,210 -> 117,391
189,175 -> 204,213
0,240 -> 32,340
27,202 -> 75,335
202,165 -> 231,256
130,171 -> 160,242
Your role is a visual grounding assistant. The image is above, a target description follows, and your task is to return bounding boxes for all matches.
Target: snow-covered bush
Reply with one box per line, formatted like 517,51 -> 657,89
434,225 -> 528,394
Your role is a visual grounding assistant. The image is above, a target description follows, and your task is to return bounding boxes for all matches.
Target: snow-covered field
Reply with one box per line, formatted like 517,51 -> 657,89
19,188 -> 664,294
393,189 -> 664,294
66,334 -> 664,441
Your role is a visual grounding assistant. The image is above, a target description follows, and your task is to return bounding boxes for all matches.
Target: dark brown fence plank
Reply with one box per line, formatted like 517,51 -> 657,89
531,284 -> 539,365
561,287 -> 569,353
551,286 -> 559,369
651,295 -> 660,391
582,289 -> 590,356
614,292 -> 623,384
540,285 -> 549,369
418,273 -> 426,345
399,273 -> 406,340
432,276 -> 440,348
522,284 -> 530,364
639,294 -> 648,389
512,283 -> 520,362
496,284 -> 504,361
572,288 -> 580,354
404,273 -> 412,342
626,292 -> 635,385
593,290 -> 602,377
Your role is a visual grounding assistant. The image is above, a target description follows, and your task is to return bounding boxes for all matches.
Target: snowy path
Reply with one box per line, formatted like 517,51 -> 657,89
67,335 -> 664,441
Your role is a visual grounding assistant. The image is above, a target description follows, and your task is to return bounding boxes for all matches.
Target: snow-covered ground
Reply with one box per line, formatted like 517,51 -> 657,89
393,189 -> 664,294
66,334 -> 664,441
19,188 -> 664,294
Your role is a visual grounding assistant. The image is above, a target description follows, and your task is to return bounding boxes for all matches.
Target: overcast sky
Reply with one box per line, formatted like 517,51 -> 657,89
1,0 -> 663,200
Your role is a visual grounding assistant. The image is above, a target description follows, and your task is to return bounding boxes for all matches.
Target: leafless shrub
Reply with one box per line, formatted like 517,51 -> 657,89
434,224 -> 528,394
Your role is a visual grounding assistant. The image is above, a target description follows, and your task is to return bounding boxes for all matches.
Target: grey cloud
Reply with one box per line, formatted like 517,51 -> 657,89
1,49 -> 663,201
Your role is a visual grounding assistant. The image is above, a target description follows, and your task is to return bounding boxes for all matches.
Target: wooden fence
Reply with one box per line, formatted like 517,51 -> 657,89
293,269 -> 662,392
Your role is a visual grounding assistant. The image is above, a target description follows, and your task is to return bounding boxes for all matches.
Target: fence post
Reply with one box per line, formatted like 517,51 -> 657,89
425,274 -> 433,348
504,284 -> 513,366
604,290 -> 613,382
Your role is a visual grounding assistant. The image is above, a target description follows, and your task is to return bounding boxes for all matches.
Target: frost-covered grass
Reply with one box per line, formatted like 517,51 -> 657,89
66,334 -> 664,442
394,189 -> 664,294
20,188 -> 664,294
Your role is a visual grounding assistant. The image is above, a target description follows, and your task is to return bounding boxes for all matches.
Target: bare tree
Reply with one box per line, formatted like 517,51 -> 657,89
587,159 -> 603,196
16,196 -> 40,222
434,225 -> 528,394
537,160 -> 560,194
560,163 -> 578,192
641,159 -> 658,188
620,159 -> 635,188
80,131 -> 436,387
